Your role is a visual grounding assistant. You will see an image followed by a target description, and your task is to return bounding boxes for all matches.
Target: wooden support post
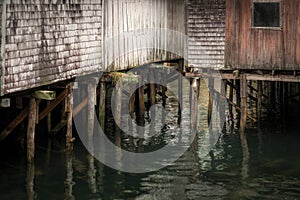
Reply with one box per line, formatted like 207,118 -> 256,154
16,96 -> 23,109
128,84 -> 136,134
162,71 -> 167,126
208,78 -> 214,124
149,70 -> 156,135
220,80 -> 227,129
236,79 -> 241,122
150,70 -> 156,107
279,82 -> 284,115
66,84 -> 74,150
114,83 -> 122,147
27,98 -> 37,163
257,81 -> 263,123
229,80 -> 234,121
98,81 -> 106,129
282,82 -> 288,121
178,59 -> 184,124
129,84 -> 135,117
249,81 -> 253,96
137,74 -> 145,121
190,78 -> 199,130
87,80 -> 97,149
240,75 -> 248,133
268,82 -> 276,113
297,83 -> 300,101
47,101 -> 51,133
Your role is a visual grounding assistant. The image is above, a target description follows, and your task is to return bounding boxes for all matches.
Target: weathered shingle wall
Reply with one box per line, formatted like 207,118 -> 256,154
0,2 -> 3,78
187,0 -> 226,69
2,0 -> 102,95
0,2 -> 2,49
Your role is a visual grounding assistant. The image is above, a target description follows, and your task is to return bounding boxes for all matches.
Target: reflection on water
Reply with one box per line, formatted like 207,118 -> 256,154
0,81 -> 300,199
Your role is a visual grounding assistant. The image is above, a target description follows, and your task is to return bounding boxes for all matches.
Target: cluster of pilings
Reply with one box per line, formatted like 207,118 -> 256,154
1,65 -> 299,163
0,82 -> 76,162
0,59 -> 189,163
186,69 -> 300,133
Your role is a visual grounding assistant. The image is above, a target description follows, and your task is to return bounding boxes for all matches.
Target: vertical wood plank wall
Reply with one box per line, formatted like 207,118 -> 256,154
2,0 -> 102,95
187,0 -> 226,69
225,0 -> 300,70
102,0 -> 185,71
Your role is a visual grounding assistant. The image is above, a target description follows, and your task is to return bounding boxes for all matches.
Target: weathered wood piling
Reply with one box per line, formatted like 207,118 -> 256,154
27,98 -> 36,163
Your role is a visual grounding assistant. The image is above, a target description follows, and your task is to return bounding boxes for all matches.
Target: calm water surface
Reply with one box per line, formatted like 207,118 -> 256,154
0,84 -> 299,200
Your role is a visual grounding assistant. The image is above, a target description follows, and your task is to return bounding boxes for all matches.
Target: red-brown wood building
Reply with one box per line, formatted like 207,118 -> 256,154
225,0 -> 300,70
188,0 -> 300,71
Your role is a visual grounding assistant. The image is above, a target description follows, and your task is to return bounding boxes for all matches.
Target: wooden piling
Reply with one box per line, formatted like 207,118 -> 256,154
236,79 -> 241,121
87,80 -> 97,148
66,83 -> 74,150
129,84 -> 136,117
240,75 -> 248,133
190,78 -> 199,130
282,82 -> 288,120
178,59 -> 184,124
162,71 -> 167,126
208,78 -> 214,124
297,83 -> 300,101
137,74 -> 145,120
268,82 -> 276,113
257,81 -> 262,123
98,80 -> 106,129
220,80 -> 227,129
27,98 -> 37,163
46,101 -> 51,133
228,80 -> 234,121
149,70 -> 156,107
249,81 -> 253,96
114,83 -> 122,147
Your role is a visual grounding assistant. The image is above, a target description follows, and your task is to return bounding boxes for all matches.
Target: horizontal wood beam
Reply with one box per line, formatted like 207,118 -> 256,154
245,74 -> 300,82
185,72 -> 235,80
186,71 -> 300,83
34,90 -> 56,101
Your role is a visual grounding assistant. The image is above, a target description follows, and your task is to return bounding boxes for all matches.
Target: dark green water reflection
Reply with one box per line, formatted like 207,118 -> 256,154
1,120 -> 299,199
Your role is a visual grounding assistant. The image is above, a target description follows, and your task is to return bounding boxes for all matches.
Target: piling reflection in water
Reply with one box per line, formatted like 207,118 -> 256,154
64,152 -> 74,200
26,163 -> 35,200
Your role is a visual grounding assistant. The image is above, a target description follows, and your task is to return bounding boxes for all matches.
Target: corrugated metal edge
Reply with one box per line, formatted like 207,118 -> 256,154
0,0 -> 7,96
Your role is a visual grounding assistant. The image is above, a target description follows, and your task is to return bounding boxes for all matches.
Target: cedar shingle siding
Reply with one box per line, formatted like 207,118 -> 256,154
187,0 -> 226,69
1,0 -> 102,95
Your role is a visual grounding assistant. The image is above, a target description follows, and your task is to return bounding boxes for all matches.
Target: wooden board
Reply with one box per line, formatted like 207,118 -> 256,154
226,0 -> 300,70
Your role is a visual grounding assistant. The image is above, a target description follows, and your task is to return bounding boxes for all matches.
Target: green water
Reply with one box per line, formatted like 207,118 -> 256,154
0,123 -> 299,199
0,87 -> 299,199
